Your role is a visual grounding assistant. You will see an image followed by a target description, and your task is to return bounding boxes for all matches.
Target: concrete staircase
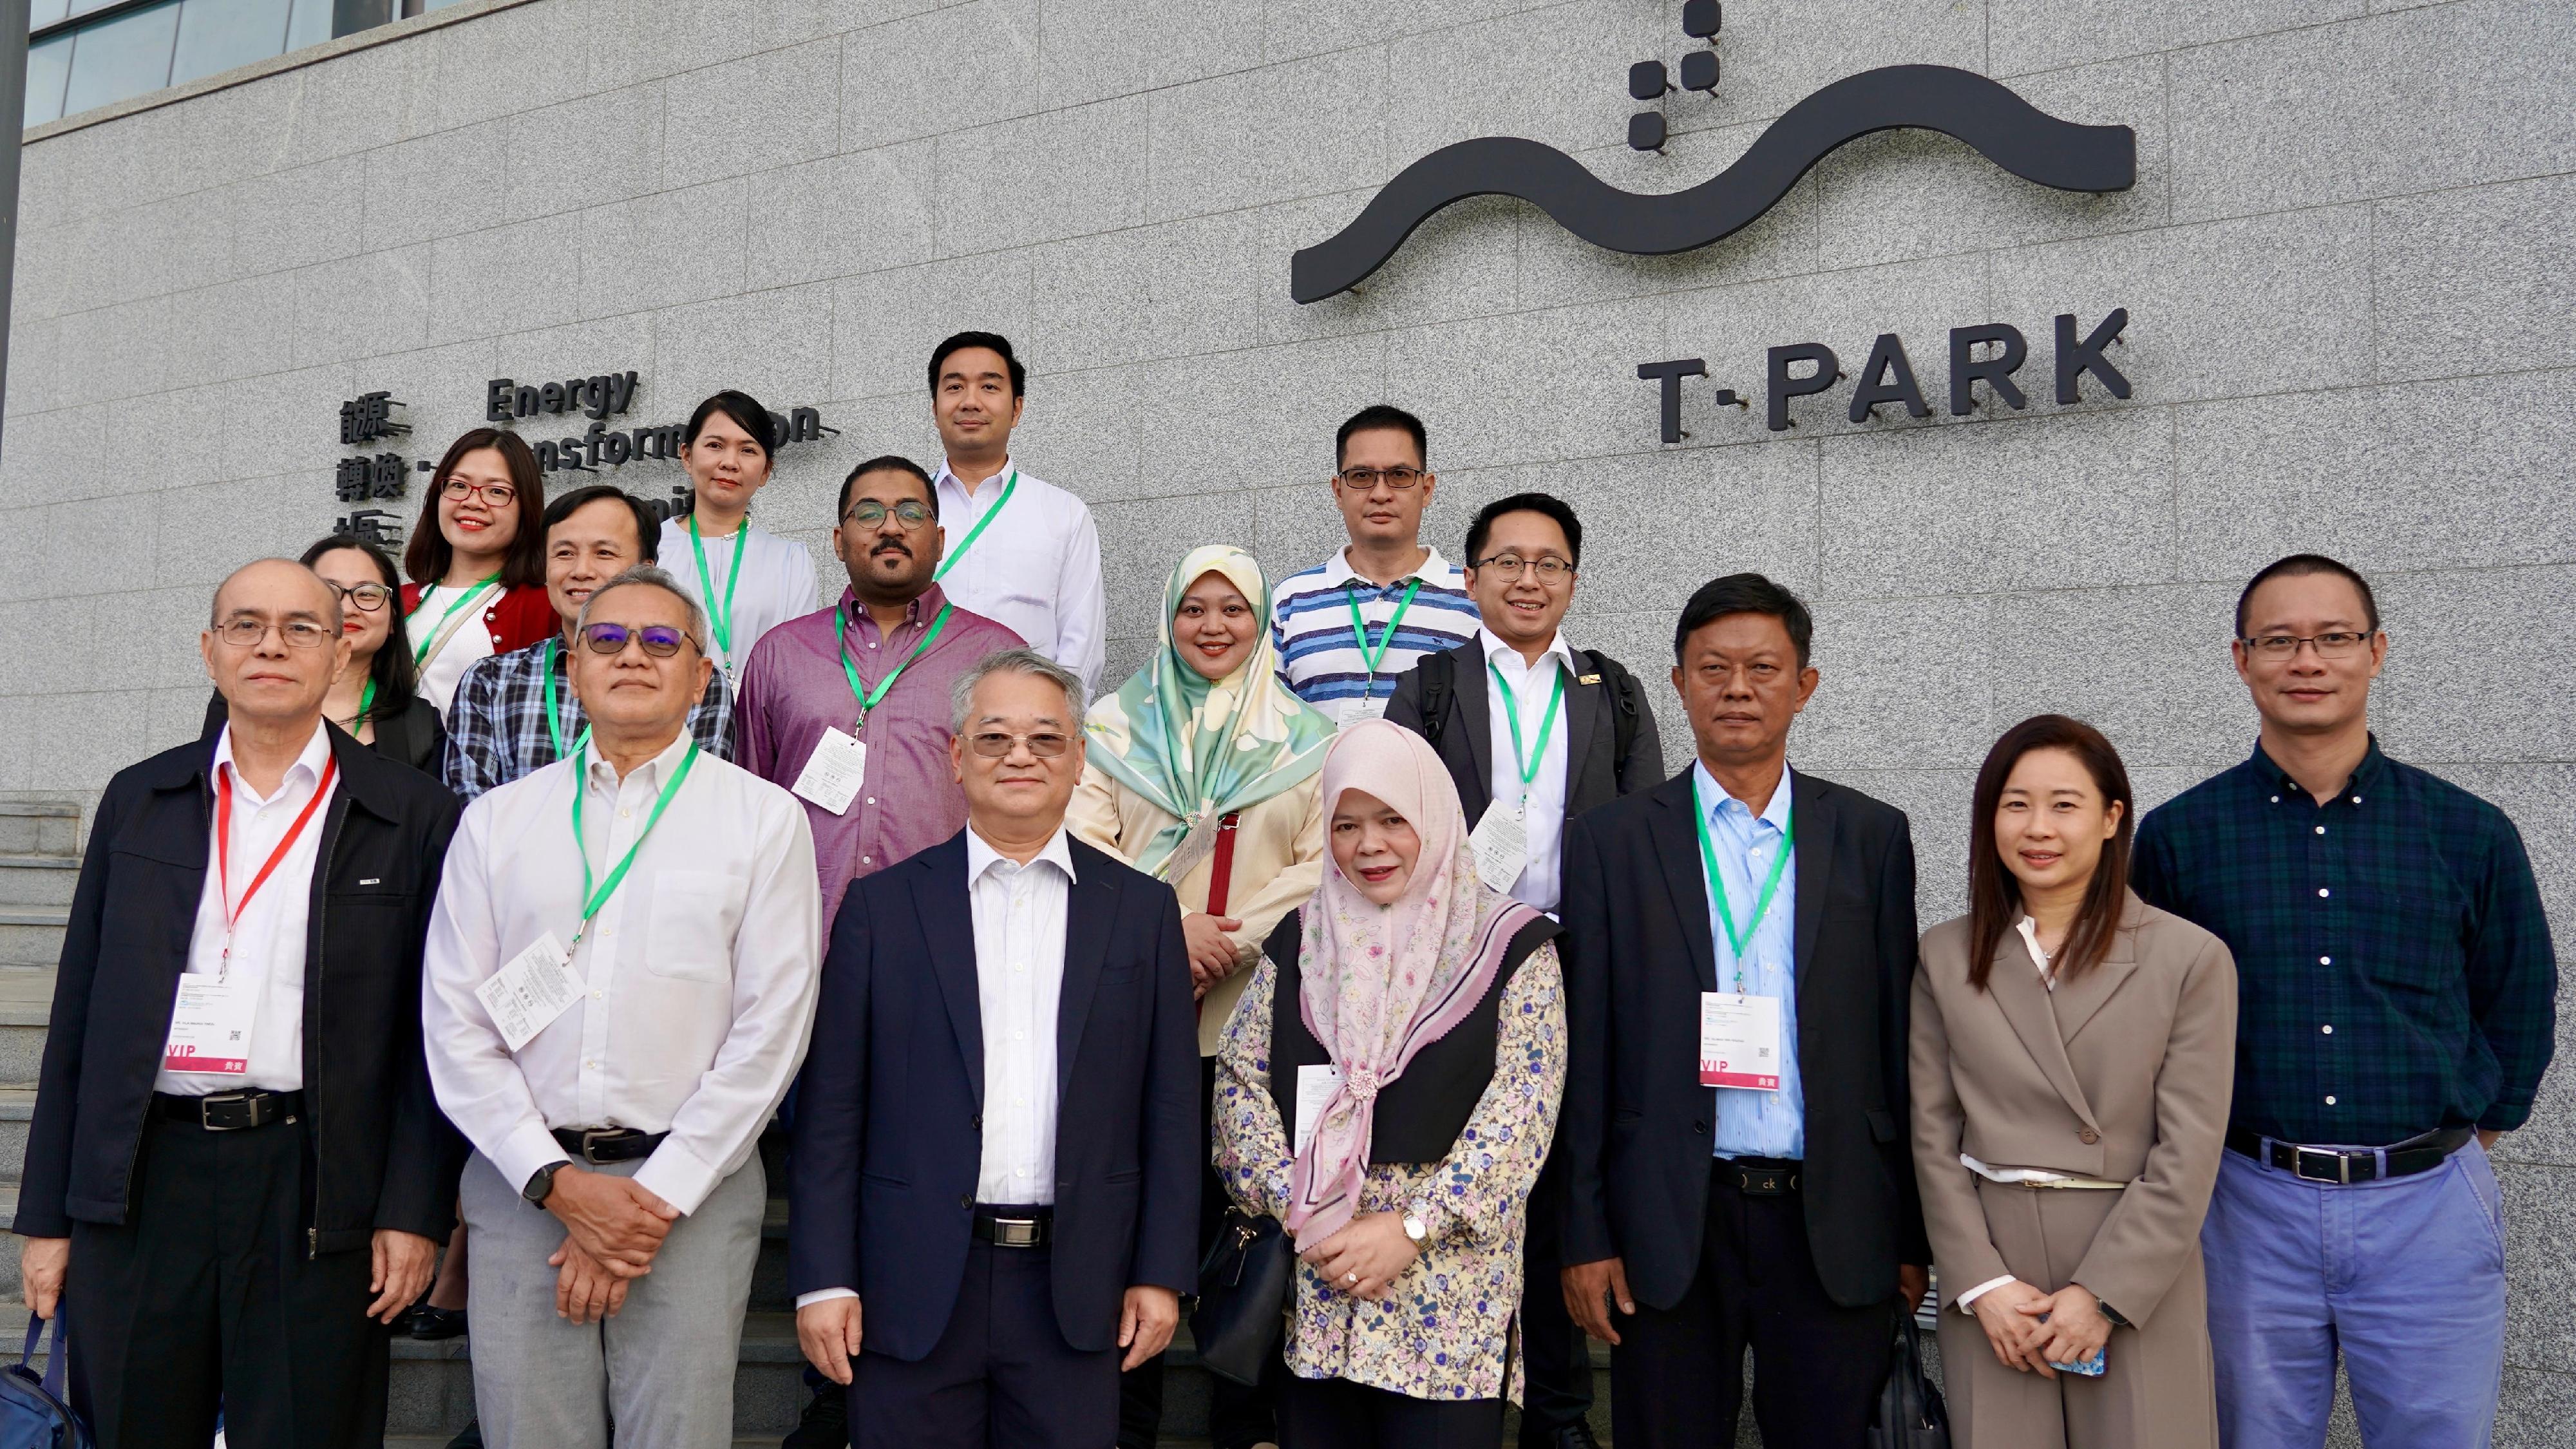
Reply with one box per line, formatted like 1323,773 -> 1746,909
0,802 -> 76,1307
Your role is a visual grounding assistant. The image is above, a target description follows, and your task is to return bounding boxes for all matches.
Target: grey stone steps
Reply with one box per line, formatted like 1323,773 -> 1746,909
0,1090 -> 32,1188
0,913 -> 68,971
0,857 -> 75,911
0,805 -> 78,860
0,969 -> 50,1088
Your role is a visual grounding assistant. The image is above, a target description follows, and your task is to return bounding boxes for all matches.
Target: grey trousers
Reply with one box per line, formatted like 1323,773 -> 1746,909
459,1150 -> 764,1449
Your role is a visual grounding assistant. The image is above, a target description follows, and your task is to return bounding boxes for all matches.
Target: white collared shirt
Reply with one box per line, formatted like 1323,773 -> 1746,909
408,581 -> 500,715
2014,916 -> 2058,991
929,458 -> 1105,695
158,721 -> 339,1095
967,824 -> 1077,1205
659,515 -> 822,677
1480,627 -> 1576,911
422,729 -> 822,1215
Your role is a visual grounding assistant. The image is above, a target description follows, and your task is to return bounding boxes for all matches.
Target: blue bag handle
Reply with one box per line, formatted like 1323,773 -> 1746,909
23,1308 -> 66,1399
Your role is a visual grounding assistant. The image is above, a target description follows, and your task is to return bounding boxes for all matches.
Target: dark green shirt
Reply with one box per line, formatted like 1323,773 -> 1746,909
2132,739 -> 2555,1146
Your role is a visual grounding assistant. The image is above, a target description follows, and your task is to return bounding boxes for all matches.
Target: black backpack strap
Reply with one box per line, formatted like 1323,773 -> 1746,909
1584,649 -> 1641,773
1417,649 -> 1455,743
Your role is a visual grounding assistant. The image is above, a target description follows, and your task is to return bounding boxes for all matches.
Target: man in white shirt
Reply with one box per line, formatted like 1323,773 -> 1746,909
1271,404 -> 1482,724
423,565 -> 821,1449
788,648 -> 1198,1449
923,332 -> 1108,695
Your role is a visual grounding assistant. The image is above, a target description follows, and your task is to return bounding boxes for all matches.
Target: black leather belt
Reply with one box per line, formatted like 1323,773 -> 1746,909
972,1204 -> 1054,1247
1721,1156 -> 1801,1196
153,1089 -> 303,1132
551,1126 -> 669,1164
2224,1124 -> 2473,1184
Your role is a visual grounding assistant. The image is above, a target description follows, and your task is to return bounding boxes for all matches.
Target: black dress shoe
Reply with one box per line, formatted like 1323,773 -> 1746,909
442,1419 -> 482,1449
1522,1423 -> 1601,1449
781,1378 -> 849,1449
401,1303 -> 469,1341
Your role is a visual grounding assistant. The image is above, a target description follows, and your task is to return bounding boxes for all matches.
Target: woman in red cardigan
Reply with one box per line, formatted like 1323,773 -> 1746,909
401,428 -> 553,715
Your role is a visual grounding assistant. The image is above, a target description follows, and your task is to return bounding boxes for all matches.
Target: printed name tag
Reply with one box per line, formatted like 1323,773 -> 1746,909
790,728 -> 868,815
1468,802 -> 1530,893
1294,1064 -> 1345,1155
163,974 -> 260,1075
477,932 -> 583,1053
1339,697 -> 1387,728
1162,813 -> 1221,884
1700,992 -> 1782,1090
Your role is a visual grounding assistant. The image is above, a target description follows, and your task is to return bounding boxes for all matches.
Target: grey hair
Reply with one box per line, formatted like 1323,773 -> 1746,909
951,647 -> 1086,733
574,564 -> 709,650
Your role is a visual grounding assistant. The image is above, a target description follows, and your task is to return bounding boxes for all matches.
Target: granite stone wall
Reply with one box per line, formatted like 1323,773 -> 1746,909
2,0 -> 2570,1437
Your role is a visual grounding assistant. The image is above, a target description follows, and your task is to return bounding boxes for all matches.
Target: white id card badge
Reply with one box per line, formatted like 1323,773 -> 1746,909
1339,696 -> 1387,728
477,932 -> 584,1054
1468,802 -> 1530,893
790,727 -> 868,815
1162,813 -> 1222,885
1699,992 -> 1783,1090
1293,1064 -> 1345,1154
163,974 -> 261,1075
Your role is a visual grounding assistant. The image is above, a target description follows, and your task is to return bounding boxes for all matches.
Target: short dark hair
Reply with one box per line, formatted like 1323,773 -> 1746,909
405,428 -> 547,589
301,534 -> 419,720
2235,553 -> 2380,638
683,390 -> 778,458
544,485 -> 661,563
1674,572 -> 1814,667
1335,404 -> 1426,469
929,331 -> 1026,398
838,455 -> 939,521
1465,492 -> 1582,567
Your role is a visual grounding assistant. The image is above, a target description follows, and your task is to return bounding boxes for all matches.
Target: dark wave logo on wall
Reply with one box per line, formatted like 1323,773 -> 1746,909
1290,62 -> 2136,305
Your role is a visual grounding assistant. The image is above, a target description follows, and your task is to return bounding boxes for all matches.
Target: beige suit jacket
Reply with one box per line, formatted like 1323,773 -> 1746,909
1910,891 -> 2238,1326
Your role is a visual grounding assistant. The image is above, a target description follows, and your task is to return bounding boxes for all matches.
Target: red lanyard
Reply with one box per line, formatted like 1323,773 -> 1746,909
214,753 -> 338,967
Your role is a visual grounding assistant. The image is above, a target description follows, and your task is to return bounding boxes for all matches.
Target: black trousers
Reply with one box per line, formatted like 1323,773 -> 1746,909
1120,1055 -> 1277,1449
1516,1144 -> 1594,1442
66,1113 -> 390,1449
1608,1167 -> 1894,1449
853,1237 -> 1118,1449
1280,1374 -> 1503,1449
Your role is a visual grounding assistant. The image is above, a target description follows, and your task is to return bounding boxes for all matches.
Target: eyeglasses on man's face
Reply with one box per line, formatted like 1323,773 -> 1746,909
1473,554 -> 1575,582
1335,466 -> 1426,492
967,730 -> 1073,759
580,622 -> 697,658
844,499 -> 934,529
216,617 -> 334,649
322,582 -> 393,612
441,478 -> 517,506
2239,630 -> 2374,659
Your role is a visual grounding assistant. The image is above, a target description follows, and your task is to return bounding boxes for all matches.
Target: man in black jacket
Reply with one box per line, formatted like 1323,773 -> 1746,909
1557,573 -> 1927,1449
15,558 -> 464,1449
1384,491 -> 1660,1449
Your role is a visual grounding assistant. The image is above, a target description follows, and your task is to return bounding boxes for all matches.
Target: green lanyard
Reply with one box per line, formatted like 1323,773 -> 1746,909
687,513 -> 747,665
834,602 -> 955,730
566,742 -> 699,952
409,573 -> 502,665
1487,658 -> 1567,798
354,677 -> 377,727
1690,775 -> 1795,988
933,468 -> 1018,581
539,638 -> 592,762
1343,579 -> 1421,688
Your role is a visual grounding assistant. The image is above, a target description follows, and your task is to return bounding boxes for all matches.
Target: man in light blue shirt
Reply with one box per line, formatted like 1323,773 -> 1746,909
1696,761 -> 1802,1160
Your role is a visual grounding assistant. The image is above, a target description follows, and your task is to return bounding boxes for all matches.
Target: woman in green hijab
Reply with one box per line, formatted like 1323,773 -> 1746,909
1074,544 -> 1336,1449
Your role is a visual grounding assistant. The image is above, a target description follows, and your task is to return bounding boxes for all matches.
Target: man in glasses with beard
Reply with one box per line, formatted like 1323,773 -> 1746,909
423,566 -> 822,1448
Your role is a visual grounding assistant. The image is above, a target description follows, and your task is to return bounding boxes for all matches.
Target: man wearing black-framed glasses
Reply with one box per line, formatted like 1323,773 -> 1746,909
424,565 -> 823,1449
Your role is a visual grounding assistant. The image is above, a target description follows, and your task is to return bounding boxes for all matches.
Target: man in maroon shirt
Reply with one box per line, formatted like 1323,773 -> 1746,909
734,455 -> 1027,929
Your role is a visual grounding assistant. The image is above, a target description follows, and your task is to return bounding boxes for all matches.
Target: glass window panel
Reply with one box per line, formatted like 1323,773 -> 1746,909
30,0 -> 71,30
285,0 -> 331,50
24,34 -> 72,126
62,1 -> 180,115
173,0 -> 294,84
416,0 -> 471,10
68,0 -> 127,16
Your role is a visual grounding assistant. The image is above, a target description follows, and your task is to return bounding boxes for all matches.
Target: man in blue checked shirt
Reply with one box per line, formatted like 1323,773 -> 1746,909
1270,405 -> 1481,726
2133,553 -> 2555,1449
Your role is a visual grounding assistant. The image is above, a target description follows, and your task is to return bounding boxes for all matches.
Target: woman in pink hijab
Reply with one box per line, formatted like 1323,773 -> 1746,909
1211,719 -> 1569,1448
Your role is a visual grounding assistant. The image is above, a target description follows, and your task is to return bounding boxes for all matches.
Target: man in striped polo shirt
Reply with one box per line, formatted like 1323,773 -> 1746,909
1271,405 -> 1481,726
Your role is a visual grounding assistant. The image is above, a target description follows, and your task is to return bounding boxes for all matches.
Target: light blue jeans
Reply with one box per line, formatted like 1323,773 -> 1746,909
2203,1138 -> 2507,1449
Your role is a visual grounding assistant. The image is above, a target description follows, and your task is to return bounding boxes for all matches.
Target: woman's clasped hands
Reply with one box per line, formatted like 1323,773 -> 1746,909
1300,1210 -> 1421,1301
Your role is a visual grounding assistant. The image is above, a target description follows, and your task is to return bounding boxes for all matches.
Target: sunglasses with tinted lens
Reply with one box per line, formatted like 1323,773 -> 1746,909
580,622 -> 694,658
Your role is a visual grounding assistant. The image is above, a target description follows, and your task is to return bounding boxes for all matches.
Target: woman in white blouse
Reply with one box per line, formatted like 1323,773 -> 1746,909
659,389 -> 821,681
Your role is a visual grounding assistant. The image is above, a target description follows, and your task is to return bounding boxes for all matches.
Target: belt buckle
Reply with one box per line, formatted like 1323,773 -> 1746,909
579,1128 -> 628,1164
990,1216 -> 1041,1248
199,1090 -> 260,1132
2293,1146 -> 2351,1184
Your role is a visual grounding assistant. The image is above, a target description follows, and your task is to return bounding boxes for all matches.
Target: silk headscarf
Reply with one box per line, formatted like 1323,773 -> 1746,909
1282,719 -> 1541,1249
1083,545 -> 1337,878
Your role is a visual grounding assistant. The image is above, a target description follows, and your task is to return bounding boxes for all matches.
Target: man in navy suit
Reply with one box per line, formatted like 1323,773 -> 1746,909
789,646 -> 1199,1448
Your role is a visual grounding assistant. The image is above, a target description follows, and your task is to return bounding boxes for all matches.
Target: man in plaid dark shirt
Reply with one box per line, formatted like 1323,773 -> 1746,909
2133,554 -> 2554,1449
442,485 -> 734,802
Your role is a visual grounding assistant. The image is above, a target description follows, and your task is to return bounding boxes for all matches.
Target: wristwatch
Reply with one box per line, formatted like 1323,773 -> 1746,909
1401,1212 -> 1428,1245
523,1159 -> 573,1207
2096,1296 -> 2131,1329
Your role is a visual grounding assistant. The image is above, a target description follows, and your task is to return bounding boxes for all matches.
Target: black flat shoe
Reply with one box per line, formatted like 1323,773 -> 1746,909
401,1303 -> 469,1341
781,1379 -> 848,1449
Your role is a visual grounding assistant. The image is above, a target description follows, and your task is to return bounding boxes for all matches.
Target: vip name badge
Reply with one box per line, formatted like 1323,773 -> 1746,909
163,974 -> 260,1075
1699,991 -> 1782,1090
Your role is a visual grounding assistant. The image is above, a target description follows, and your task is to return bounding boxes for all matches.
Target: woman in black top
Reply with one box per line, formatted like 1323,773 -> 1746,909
201,535 -> 446,773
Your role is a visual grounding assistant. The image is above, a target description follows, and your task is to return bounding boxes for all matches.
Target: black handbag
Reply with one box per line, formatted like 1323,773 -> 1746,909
1188,1206 -> 1293,1387
1868,1314 -> 1952,1449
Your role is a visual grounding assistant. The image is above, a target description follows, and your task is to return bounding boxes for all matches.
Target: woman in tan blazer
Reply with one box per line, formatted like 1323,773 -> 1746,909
1911,714 -> 2238,1449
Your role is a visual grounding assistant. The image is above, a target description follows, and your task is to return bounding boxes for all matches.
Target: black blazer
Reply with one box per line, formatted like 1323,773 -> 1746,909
1558,766 -> 1928,1309
788,830 -> 1200,1361
15,726 -> 465,1249
202,689 -> 446,776
1383,640 -> 1664,828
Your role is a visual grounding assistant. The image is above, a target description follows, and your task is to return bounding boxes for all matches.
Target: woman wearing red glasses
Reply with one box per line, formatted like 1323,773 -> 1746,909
401,428 -> 554,715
